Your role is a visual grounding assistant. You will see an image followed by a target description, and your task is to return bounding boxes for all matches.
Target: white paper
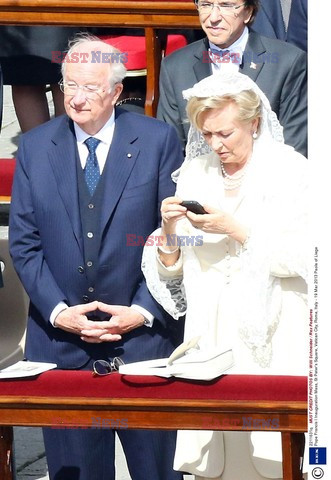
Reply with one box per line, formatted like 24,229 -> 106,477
119,344 -> 234,380
0,360 -> 57,379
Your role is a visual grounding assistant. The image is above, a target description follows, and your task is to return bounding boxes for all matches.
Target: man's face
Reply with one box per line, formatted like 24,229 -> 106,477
197,1 -> 253,48
63,43 -> 123,135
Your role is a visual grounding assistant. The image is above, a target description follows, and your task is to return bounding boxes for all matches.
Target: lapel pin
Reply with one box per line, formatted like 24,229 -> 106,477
250,62 -> 257,70
127,153 -> 132,158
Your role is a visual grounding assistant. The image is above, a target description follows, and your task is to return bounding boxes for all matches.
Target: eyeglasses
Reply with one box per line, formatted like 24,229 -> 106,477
92,357 -> 125,376
58,81 -> 109,99
195,1 -> 247,16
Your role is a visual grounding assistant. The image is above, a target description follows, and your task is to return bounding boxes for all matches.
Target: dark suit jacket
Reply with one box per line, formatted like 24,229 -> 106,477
9,108 -> 184,368
286,0 -> 307,52
251,0 -> 286,41
157,32 -> 307,156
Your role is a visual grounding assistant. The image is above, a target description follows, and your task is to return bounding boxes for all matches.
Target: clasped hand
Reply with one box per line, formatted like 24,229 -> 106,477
54,301 -> 145,343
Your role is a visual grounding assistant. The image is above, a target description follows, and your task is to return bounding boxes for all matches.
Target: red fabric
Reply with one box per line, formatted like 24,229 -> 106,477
165,35 -> 188,56
0,371 -> 307,402
0,158 -> 16,196
99,35 -> 187,70
100,36 -> 146,70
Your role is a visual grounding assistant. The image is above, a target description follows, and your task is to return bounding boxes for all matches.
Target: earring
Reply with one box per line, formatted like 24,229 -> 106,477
252,132 -> 258,139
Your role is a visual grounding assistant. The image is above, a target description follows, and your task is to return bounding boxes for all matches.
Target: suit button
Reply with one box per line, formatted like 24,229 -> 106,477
88,203 -> 94,209
82,295 -> 89,302
88,287 -> 94,293
87,232 -> 93,238
86,261 -> 93,267
78,266 -> 85,273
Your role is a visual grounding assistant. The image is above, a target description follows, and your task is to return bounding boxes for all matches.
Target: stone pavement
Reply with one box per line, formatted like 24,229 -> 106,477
14,427 -> 133,480
1,86 -> 192,480
0,85 -> 20,158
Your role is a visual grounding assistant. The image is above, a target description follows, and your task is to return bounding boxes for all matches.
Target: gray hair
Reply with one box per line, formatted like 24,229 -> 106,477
61,32 -> 126,88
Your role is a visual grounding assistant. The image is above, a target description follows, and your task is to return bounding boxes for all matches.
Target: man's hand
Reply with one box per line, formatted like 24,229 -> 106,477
54,301 -> 121,343
80,303 -> 145,342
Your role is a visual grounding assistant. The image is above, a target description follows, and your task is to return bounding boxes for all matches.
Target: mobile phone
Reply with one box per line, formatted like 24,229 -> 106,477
181,200 -> 207,215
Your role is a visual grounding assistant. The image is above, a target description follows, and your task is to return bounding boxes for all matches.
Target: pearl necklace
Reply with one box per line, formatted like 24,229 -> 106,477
220,159 -> 251,190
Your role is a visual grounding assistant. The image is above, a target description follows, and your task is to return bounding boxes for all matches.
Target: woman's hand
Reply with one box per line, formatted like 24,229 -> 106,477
161,196 -> 187,236
186,204 -> 248,245
158,196 -> 187,266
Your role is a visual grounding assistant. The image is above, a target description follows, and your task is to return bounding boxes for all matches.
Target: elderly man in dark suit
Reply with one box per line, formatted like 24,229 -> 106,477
9,34 -> 184,480
157,0 -> 307,156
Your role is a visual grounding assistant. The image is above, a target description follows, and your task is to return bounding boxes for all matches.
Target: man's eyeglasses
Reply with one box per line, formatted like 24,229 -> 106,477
92,357 -> 125,376
195,1 -> 247,16
58,81 -> 109,99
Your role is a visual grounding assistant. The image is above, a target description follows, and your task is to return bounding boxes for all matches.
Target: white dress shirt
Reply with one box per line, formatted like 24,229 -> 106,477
209,26 -> 249,74
74,112 -> 115,173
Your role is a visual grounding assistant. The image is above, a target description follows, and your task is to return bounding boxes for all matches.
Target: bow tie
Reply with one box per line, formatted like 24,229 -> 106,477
209,48 -> 230,58
209,48 -> 242,66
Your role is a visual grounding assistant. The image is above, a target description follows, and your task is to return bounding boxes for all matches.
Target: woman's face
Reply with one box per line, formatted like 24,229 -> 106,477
200,102 -> 258,168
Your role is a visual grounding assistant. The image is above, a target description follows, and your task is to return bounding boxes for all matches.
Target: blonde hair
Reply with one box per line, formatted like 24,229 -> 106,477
61,32 -> 126,88
187,90 -> 262,132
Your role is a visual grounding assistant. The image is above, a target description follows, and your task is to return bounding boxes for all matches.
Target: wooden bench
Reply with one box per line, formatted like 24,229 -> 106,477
0,0 -> 201,116
0,371 -> 307,480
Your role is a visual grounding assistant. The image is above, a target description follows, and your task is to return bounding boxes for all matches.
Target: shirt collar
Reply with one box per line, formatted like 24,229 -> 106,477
209,26 -> 249,62
74,110 -> 115,147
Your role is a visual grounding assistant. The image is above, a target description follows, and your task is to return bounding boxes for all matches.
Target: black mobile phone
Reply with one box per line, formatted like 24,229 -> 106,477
181,200 -> 207,215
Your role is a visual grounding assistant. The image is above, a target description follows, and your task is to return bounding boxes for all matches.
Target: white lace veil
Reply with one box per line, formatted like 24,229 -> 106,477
182,71 -> 284,163
169,72 -> 289,368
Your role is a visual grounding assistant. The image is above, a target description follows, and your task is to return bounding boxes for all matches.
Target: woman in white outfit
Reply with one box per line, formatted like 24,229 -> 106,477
142,71 -> 308,479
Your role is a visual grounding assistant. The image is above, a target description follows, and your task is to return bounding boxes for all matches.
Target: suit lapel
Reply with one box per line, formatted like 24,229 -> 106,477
262,1 -> 286,39
193,38 -> 213,82
99,109 -> 139,233
48,117 -> 83,252
240,32 -> 266,82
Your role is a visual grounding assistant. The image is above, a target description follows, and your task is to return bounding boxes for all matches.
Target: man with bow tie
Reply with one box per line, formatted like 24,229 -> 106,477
9,34 -> 184,480
157,0 -> 307,156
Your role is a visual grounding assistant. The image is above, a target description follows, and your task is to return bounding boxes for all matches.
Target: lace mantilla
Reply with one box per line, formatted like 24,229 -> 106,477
141,229 -> 187,320
182,71 -> 284,163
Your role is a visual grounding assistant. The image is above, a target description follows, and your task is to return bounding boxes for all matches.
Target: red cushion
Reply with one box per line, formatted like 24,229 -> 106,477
0,371 -> 307,402
165,35 -> 188,56
100,35 -> 146,70
99,35 -> 187,71
0,158 -> 16,196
